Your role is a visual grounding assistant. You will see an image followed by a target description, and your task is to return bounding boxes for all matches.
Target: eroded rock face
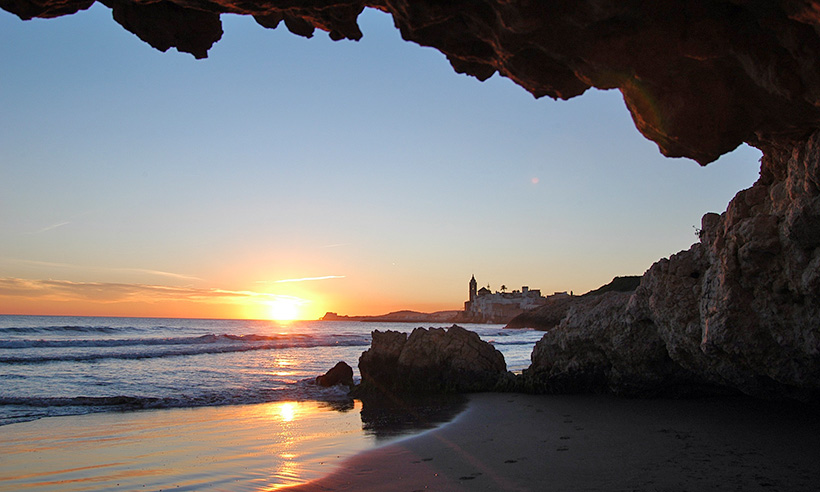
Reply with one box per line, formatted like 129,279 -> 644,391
523,292 -> 713,397
357,325 -> 507,394
6,1 -> 820,164
506,276 -> 641,330
527,133 -> 820,401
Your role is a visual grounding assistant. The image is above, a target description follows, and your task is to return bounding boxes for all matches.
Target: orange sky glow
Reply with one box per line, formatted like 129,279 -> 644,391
0,276 -> 464,321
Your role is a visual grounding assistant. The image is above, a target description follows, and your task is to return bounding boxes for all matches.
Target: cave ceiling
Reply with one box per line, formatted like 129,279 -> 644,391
4,0 -> 820,164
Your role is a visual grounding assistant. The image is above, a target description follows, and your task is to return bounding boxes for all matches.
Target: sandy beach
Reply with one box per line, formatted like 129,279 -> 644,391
291,392 -> 820,492
2,390 -> 819,491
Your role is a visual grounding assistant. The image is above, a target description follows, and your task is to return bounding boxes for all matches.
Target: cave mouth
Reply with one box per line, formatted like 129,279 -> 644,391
3,0 -> 820,400
0,2 -> 761,300
5,0 -> 820,165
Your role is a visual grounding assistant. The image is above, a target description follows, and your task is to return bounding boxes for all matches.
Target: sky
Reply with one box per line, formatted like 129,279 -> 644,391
0,4 -> 762,320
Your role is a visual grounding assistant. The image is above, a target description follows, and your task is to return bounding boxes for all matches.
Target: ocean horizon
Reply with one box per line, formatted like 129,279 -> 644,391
0,314 -> 541,426
0,314 -> 544,490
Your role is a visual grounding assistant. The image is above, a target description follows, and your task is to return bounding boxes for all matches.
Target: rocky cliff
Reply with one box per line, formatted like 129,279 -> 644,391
506,276 -> 641,330
526,135 -> 820,400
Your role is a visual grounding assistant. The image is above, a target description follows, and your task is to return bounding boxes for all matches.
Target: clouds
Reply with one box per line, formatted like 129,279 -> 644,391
0,258 -> 201,282
269,275 -> 346,284
0,277 -> 294,305
30,221 -> 71,234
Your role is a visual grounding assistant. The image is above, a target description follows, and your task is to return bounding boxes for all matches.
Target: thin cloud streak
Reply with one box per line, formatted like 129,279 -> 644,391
0,257 -> 201,282
272,275 -> 346,284
30,221 -> 71,234
121,268 -> 201,282
0,277 -> 298,304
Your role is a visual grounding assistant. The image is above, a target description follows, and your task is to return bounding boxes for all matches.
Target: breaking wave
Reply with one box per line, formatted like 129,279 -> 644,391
0,333 -> 370,364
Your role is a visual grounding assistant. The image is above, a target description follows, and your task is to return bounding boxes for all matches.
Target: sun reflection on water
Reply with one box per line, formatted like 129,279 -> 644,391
0,400 -> 372,492
278,402 -> 297,423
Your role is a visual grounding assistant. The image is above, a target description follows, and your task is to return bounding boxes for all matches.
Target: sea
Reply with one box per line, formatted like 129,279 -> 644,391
0,315 -> 542,427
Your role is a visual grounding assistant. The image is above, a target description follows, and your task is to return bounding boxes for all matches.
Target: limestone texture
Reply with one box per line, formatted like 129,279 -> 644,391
526,133 -> 820,400
356,325 -> 507,395
506,276 -> 641,330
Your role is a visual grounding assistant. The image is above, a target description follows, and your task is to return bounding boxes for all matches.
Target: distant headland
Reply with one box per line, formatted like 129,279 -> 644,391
320,310 -> 464,323
321,275 -> 634,324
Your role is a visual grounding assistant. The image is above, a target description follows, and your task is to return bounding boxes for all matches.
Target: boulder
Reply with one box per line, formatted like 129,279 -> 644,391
316,360 -> 354,387
522,292 -> 718,397
357,325 -> 507,395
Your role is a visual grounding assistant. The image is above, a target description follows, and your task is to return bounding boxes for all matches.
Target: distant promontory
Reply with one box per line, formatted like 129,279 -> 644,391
321,310 -> 465,323
321,275 -> 637,325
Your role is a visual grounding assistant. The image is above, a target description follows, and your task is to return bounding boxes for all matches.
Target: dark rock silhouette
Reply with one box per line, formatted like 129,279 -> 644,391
316,361 -> 354,387
524,136 -> 820,401
356,325 -> 507,395
506,276 -> 641,329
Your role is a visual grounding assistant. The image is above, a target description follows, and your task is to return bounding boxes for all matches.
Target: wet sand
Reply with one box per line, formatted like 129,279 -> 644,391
0,400 -> 378,492
290,393 -> 820,491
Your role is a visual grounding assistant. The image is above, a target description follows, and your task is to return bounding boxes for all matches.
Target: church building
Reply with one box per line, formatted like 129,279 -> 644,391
463,275 -> 550,323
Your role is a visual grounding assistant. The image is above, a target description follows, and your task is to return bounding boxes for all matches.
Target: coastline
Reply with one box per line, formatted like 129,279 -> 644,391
0,400 -> 379,491
0,395 -> 470,491
289,392 -> 820,492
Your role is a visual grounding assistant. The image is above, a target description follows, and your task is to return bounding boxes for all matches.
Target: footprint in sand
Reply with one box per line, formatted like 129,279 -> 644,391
459,473 -> 483,480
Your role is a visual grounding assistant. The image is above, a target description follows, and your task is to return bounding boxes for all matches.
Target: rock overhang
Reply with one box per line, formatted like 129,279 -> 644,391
4,0 -> 820,165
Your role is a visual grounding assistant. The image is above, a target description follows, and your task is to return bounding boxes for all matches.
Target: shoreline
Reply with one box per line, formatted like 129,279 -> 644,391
289,392 -> 820,491
3,390 -> 819,491
0,400 -> 381,491
0,395 -> 470,491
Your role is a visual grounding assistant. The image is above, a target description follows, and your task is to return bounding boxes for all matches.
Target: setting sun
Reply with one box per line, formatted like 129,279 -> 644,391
268,298 -> 303,321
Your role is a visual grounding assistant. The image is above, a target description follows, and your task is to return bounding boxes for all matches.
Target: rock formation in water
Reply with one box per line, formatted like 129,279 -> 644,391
316,360 -> 354,387
355,325 -> 507,395
5,0 -> 820,399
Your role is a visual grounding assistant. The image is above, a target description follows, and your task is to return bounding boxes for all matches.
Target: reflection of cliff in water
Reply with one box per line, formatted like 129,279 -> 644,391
358,394 -> 468,440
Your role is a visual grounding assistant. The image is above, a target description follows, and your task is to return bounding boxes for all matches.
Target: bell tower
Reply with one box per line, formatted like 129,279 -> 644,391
469,275 -> 477,302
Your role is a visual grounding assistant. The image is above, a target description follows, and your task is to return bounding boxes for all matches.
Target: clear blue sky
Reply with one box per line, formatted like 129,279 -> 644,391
0,5 -> 761,319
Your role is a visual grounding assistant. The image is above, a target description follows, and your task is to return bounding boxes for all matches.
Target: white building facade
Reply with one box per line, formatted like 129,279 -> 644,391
463,275 -> 551,323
